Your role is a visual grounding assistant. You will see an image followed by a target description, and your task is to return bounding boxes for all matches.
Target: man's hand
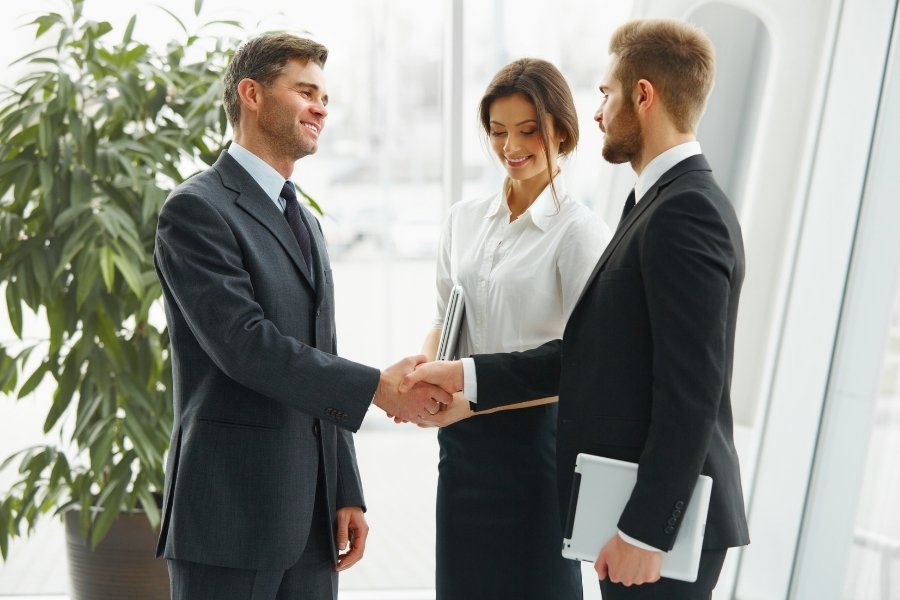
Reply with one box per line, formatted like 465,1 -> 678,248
373,355 -> 451,423
418,391 -> 473,428
595,534 -> 662,586
399,359 -> 464,397
335,507 -> 368,572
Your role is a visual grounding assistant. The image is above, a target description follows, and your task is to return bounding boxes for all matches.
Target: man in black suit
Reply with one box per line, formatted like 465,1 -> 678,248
403,18 -> 749,598
154,33 -> 448,600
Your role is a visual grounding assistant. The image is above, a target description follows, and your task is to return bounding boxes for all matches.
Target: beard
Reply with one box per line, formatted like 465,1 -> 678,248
259,98 -> 318,161
601,102 -> 643,165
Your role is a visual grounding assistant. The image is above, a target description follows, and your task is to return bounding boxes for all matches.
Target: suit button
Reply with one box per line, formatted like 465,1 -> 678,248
667,517 -> 677,526
665,526 -> 675,534
673,509 -> 682,518
312,422 -> 321,436
675,501 -> 685,510
316,309 -> 321,317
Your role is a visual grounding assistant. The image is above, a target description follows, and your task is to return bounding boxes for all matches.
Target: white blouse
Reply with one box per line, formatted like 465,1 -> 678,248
433,178 -> 611,357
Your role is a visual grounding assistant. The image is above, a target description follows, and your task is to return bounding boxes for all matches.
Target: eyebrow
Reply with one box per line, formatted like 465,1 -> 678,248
489,119 -> 538,127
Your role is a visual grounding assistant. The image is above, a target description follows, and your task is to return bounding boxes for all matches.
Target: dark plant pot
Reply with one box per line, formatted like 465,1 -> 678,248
64,509 -> 169,600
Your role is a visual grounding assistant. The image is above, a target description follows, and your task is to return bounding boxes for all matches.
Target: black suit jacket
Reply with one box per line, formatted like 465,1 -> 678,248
154,151 -> 380,570
473,154 -> 750,551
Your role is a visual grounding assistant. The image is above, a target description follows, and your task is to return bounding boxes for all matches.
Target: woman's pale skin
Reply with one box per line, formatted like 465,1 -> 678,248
418,93 -> 565,427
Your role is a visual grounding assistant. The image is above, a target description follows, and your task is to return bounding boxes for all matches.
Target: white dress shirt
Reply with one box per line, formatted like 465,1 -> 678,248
462,143 -> 704,554
228,141 -> 291,212
633,141 -> 701,205
436,176 -> 610,369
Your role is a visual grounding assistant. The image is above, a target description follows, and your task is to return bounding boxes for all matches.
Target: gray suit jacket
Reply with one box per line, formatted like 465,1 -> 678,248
154,151 -> 380,570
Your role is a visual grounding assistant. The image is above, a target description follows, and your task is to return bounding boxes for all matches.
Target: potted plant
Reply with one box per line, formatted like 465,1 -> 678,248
0,0 -> 242,596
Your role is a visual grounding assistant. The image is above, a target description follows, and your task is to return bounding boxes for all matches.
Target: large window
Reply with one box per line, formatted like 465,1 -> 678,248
0,1 -> 634,597
844,283 -> 900,599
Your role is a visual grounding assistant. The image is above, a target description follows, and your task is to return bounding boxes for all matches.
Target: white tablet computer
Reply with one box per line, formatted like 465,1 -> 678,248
436,285 -> 465,361
562,453 -> 713,583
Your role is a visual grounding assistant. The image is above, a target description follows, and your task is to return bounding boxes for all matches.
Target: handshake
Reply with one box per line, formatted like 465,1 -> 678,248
372,356 -> 468,427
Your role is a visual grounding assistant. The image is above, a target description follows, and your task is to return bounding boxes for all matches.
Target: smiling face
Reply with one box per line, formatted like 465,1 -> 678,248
488,93 -> 560,184
594,57 -> 643,166
257,57 -> 328,161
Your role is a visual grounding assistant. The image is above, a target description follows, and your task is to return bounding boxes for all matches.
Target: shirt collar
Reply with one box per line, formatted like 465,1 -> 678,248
486,172 -> 568,232
633,141 -> 701,204
227,141 -> 292,206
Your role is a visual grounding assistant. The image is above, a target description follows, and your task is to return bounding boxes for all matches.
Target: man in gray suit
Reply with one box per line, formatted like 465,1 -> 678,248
154,33 -> 448,600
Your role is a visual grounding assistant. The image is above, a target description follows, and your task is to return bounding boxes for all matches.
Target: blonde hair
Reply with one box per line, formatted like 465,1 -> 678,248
609,19 -> 715,133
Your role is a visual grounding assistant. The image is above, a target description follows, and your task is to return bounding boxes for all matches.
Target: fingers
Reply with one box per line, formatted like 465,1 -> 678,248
399,360 -> 463,395
595,535 -> 661,586
398,366 -> 429,394
335,510 -> 368,572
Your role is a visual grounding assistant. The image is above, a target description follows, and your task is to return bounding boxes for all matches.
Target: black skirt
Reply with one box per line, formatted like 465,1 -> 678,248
435,402 -> 582,600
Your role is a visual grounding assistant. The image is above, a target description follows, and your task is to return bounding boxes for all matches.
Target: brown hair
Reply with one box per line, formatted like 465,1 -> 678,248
609,19 -> 715,133
479,58 -> 579,207
223,33 -> 329,128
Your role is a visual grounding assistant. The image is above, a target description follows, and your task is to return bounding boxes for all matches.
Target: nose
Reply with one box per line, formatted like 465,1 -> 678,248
503,133 -> 521,153
313,100 -> 328,119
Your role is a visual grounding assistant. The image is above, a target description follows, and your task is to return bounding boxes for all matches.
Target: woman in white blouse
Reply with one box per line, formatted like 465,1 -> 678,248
420,59 -> 612,599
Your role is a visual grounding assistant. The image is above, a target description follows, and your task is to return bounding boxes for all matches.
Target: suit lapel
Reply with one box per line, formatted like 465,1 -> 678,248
572,154 -> 713,310
214,152 -> 315,289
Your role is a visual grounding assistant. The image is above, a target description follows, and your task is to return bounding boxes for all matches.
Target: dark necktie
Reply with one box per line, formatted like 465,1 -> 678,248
281,181 -> 312,267
621,189 -> 636,220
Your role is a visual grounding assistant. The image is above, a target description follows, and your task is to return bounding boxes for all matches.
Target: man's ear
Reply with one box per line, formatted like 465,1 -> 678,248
634,79 -> 655,115
237,78 -> 262,116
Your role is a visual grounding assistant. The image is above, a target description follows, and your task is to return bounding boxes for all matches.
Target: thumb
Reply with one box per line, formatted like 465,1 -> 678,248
335,511 -> 350,552
398,367 -> 426,394
595,549 -> 609,581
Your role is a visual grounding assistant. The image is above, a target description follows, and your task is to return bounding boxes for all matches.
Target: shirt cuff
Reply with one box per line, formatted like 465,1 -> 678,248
618,530 -> 662,552
461,357 -> 477,404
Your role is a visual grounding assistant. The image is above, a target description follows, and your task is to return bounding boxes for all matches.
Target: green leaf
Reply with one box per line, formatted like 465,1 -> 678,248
8,45 -> 55,67
75,258 -> 100,309
194,0 -> 203,16
122,15 -> 136,45
136,486 -> 160,528
111,252 -> 144,297
91,477 -> 127,548
17,361 -> 48,399
99,246 -> 114,291
123,413 -> 156,469
154,5 -> 188,36
48,453 -> 71,487
88,425 -> 116,478
5,284 -> 22,339
45,351 -> 80,433
0,352 -> 19,393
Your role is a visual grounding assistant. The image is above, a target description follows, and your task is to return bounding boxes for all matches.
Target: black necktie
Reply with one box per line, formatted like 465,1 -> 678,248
621,189 -> 636,220
281,181 -> 312,267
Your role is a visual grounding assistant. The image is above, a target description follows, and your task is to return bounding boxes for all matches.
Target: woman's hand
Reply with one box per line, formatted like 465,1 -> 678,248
418,392 -> 473,428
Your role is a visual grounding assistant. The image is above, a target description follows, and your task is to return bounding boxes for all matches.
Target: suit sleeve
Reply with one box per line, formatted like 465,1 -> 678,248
155,191 -> 380,432
471,339 -> 562,411
336,428 -> 366,510
617,190 -> 737,550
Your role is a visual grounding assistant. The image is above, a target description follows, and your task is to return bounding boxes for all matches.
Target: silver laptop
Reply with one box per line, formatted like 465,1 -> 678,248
436,285 -> 465,361
562,453 -> 713,582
